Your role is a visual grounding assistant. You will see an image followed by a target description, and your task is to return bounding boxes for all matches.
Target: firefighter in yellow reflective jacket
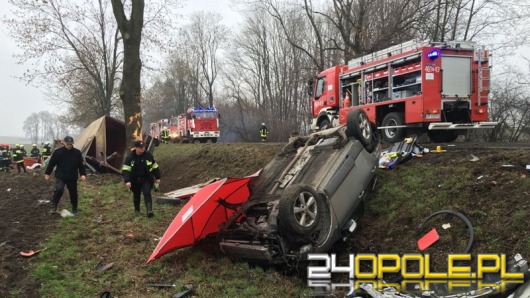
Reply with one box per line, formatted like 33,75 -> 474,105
0,144 -> 11,172
12,144 -> 26,174
260,123 -> 269,142
161,127 -> 170,144
122,140 -> 161,217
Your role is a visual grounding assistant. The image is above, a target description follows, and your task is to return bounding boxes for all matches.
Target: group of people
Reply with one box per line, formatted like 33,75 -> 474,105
36,121 -> 270,218
42,135 -> 161,218
0,143 -> 52,173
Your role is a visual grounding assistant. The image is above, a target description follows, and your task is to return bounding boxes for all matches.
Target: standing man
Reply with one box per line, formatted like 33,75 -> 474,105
260,123 -> 269,142
0,144 -> 9,172
12,144 -> 26,174
30,144 -> 40,158
42,142 -> 52,158
44,136 -> 86,214
161,126 -> 170,144
122,140 -> 161,218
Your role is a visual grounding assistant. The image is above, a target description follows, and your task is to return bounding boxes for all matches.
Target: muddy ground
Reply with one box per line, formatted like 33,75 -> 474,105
1,141 -> 529,297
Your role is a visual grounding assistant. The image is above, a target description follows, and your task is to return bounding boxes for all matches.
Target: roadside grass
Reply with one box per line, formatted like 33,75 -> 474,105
32,144 -> 530,297
33,143 -> 310,297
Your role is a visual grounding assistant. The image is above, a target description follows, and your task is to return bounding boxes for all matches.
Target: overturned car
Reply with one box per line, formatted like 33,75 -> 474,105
219,109 -> 380,263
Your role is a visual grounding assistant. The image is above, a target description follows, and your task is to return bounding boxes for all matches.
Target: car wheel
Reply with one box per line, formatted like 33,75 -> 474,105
346,109 -> 374,147
278,184 -> 323,235
319,119 -> 330,131
381,112 -> 406,143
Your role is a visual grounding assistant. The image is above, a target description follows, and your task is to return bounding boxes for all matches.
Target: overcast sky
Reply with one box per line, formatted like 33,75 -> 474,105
0,0 -> 242,138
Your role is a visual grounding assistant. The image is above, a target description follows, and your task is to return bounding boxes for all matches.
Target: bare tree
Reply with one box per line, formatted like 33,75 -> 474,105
182,12 -> 229,108
6,0 -> 122,121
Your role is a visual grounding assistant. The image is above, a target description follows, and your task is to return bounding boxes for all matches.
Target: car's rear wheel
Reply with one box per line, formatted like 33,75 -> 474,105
278,184 -> 323,235
346,109 -> 377,152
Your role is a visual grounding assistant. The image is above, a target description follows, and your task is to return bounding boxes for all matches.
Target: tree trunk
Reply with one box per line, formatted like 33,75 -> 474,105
111,0 -> 145,146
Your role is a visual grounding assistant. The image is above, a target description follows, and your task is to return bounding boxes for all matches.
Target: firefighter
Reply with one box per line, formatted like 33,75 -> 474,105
20,145 -> 27,157
161,126 -> 170,144
30,144 -> 40,158
122,140 -> 161,218
260,123 -> 269,142
12,144 -> 26,174
0,144 -> 10,172
42,142 -> 52,157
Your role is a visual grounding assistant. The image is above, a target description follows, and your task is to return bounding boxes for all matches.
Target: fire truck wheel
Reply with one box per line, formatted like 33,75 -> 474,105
427,130 -> 458,143
211,138 -> 218,143
346,109 -> 374,150
278,184 -> 324,235
381,112 -> 406,143
319,119 -> 330,131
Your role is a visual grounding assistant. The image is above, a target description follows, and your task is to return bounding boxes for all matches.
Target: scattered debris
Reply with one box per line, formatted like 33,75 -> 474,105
477,175 -> 484,180
417,228 -> 439,250
442,223 -> 451,230
60,209 -> 74,217
20,247 -> 47,257
126,233 -> 134,238
145,283 -> 176,288
7,188 -> 11,192
431,145 -> 447,153
37,200 -> 50,204
95,262 -> 114,272
173,284 -> 193,298
379,135 -> 426,169
501,164 -> 516,168
469,154 -> 480,162
418,209 -> 474,253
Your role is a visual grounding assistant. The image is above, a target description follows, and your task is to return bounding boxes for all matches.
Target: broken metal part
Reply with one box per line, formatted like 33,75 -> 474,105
418,209 -> 474,253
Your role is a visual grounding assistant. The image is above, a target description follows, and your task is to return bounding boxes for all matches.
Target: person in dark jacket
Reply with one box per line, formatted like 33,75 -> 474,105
12,144 -> 26,174
44,136 -> 86,214
30,144 -> 40,158
122,140 -> 161,217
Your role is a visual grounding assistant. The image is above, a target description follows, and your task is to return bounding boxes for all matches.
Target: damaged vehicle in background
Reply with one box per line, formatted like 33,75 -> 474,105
218,109 -> 380,264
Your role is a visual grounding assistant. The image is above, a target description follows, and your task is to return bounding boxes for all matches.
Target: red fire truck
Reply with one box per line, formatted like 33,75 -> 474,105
176,107 -> 220,143
310,39 -> 497,143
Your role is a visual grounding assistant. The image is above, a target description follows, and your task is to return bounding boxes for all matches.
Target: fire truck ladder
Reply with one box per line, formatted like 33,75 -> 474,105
476,45 -> 490,106
348,39 -> 430,67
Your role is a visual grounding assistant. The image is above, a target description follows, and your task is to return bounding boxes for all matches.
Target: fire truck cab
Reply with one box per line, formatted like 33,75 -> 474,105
176,107 -> 220,143
310,39 -> 497,143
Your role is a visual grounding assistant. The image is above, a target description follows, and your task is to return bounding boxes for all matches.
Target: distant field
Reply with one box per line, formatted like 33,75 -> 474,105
0,136 -> 31,145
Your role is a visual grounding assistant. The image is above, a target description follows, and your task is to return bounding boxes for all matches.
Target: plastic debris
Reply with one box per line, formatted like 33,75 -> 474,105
469,154 -> 479,162
20,247 -> 47,257
126,233 -> 134,238
7,188 -> 11,192
442,223 -> 451,230
431,146 -> 447,153
417,228 -> 439,251
60,209 -> 74,217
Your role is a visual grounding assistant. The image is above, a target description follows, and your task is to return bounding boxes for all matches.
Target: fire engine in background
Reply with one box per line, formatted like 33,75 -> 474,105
310,39 -> 497,143
176,107 -> 220,143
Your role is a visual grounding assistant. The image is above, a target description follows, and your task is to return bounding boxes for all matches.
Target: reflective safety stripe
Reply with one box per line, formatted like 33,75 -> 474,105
150,163 -> 159,172
122,165 -> 132,171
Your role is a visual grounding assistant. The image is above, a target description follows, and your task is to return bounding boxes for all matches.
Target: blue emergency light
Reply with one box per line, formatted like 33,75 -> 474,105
427,50 -> 439,59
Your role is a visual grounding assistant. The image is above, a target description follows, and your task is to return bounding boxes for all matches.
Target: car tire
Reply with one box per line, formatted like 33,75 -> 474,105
346,109 -> 377,151
278,184 -> 323,235
319,119 -> 330,131
381,112 -> 406,143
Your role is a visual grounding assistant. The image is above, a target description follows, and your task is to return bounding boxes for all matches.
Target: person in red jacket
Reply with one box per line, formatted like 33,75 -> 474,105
44,136 -> 86,214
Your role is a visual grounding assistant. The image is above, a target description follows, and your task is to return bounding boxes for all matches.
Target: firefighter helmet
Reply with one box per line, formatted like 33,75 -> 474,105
15,144 -> 20,147
33,144 -> 37,147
